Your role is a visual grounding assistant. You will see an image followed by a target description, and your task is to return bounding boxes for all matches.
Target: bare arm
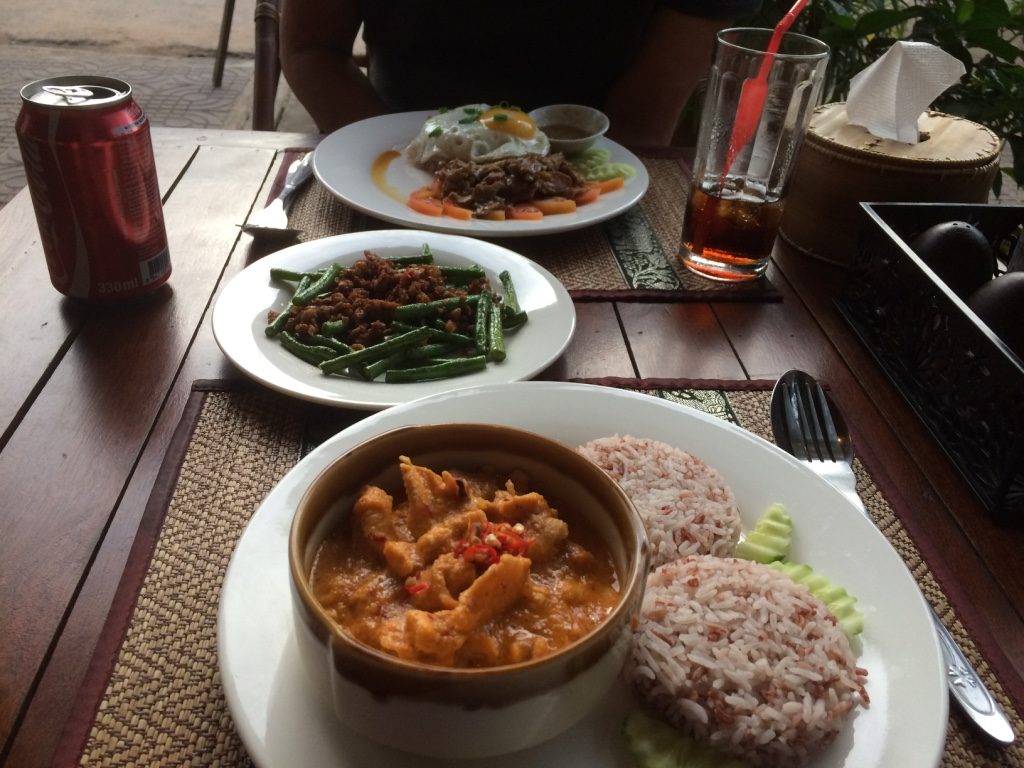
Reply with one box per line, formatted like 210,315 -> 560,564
279,0 -> 386,133
603,9 -> 727,147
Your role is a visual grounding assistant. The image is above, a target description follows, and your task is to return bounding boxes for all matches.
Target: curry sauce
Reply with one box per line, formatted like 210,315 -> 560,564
310,456 -> 620,668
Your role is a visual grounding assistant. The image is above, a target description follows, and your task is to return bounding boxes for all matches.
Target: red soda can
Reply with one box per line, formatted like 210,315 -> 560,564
16,76 -> 172,301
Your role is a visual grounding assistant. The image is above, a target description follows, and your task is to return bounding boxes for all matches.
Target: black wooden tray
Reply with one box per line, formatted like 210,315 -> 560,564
837,202 -> 1024,521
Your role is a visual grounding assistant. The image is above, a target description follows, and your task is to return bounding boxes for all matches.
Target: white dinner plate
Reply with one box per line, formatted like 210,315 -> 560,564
217,382 -> 947,768
312,110 -> 650,237
211,230 -> 575,410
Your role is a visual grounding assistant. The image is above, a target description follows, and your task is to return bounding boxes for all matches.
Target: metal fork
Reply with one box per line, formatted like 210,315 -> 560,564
775,375 -> 863,514
770,369 -> 1015,745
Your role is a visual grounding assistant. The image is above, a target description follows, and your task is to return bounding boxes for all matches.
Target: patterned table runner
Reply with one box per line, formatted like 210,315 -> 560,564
271,148 -> 779,302
55,381 -> 1023,767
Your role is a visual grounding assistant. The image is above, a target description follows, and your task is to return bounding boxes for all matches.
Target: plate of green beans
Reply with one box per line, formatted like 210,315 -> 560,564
212,229 -> 576,410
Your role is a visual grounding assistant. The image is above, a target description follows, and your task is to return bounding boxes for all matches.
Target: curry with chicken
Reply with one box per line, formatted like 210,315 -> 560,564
310,456 -> 620,668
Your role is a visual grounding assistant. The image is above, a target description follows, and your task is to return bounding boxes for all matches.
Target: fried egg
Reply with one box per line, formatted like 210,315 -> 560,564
405,104 -> 550,170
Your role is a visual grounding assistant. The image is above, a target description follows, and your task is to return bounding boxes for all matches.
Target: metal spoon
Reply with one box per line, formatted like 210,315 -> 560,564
769,368 -> 1014,745
242,152 -> 314,239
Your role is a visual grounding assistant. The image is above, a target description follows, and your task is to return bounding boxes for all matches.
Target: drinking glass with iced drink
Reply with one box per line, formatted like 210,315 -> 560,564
681,28 -> 829,281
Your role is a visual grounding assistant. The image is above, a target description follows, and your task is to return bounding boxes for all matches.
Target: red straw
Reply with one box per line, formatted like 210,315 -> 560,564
721,0 -> 810,178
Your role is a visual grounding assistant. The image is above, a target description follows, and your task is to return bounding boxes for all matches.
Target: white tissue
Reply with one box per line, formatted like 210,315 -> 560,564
846,41 -> 966,144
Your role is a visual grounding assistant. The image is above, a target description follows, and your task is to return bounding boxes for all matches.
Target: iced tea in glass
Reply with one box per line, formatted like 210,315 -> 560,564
680,28 -> 829,281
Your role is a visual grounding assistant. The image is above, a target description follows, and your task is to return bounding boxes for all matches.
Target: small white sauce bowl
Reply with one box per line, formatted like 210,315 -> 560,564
530,104 -> 610,155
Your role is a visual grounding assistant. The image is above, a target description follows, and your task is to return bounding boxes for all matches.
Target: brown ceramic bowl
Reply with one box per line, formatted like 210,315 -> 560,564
289,422 -> 649,758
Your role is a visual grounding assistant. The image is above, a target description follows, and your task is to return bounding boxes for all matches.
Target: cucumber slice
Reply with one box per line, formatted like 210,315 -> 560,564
622,710 -> 747,768
571,147 -> 637,181
768,560 -> 865,637
733,503 -> 792,563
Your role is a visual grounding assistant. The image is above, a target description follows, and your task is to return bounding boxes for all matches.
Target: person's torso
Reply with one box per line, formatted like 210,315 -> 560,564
360,0 -> 660,112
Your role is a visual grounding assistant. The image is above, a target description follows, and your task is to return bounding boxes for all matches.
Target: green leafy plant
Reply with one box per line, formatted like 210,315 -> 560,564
740,0 -> 1023,195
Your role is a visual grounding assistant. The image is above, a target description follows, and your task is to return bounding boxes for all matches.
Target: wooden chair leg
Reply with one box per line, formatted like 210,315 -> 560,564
252,0 -> 281,130
213,0 -> 237,87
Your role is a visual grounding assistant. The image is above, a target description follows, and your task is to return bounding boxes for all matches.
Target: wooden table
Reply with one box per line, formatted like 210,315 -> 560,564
1,127 -> 1021,767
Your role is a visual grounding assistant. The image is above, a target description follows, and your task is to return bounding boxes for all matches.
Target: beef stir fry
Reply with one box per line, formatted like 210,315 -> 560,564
436,153 -> 588,215
271,251 -> 487,349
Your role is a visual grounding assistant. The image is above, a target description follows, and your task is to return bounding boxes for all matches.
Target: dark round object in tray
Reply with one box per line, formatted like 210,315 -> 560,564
908,220 -> 995,299
966,271 -> 1024,360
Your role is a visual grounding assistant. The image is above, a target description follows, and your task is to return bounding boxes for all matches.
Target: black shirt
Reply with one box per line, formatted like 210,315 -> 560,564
359,1 -> 762,112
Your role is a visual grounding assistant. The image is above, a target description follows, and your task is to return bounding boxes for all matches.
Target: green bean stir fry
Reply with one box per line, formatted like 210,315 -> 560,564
265,245 -> 527,383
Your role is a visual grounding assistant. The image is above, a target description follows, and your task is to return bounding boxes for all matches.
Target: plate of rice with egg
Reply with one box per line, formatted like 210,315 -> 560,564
219,381 -> 947,768
311,105 -> 650,237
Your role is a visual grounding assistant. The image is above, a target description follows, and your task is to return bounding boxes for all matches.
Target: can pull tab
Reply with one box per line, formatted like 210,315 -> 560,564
42,85 -> 97,105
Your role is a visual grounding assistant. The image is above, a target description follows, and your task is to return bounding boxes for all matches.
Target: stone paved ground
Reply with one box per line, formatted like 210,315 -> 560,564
0,44 -> 255,206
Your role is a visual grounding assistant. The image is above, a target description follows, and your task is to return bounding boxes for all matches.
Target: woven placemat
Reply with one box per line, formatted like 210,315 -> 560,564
272,148 -> 779,302
55,381 -> 1024,768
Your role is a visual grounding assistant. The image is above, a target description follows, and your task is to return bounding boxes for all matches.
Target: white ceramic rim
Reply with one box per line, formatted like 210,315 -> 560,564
311,110 -> 649,237
211,230 -> 576,410
217,381 -> 947,768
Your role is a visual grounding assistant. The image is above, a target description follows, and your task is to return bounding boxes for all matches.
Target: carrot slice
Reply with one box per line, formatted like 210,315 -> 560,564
479,209 -> 506,221
534,197 -> 577,215
575,183 -> 601,205
508,204 -> 544,221
597,177 -> 625,194
410,185 -> 440,200
408,194 -> 443,216
442,200 -> 473,220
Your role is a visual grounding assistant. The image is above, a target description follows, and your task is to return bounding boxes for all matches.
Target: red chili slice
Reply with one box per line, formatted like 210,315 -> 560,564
405,580 -> 429,595
461,542 -> 499,566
